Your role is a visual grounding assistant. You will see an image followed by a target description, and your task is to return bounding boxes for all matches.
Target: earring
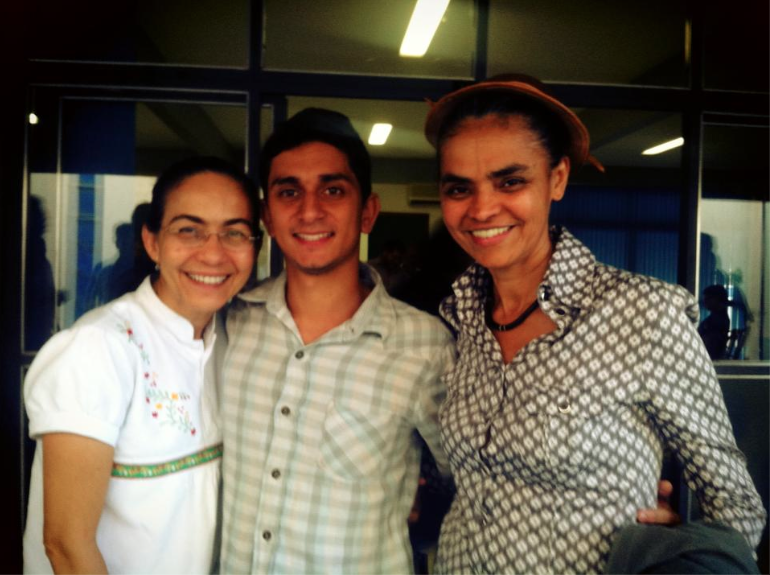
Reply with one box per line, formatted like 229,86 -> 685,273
154,264 -> 159,271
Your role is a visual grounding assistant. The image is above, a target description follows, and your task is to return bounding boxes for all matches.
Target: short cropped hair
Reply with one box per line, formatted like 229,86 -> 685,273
259,108 -> 372,202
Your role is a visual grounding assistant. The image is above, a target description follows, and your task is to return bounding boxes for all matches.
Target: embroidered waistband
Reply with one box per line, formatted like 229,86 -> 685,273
111,443 -> 223,479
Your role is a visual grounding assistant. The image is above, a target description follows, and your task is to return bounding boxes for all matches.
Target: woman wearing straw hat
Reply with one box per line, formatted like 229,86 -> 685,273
424,75 -> 765,573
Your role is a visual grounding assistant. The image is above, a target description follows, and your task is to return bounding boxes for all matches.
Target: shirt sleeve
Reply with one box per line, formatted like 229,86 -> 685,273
640,285 -> 766,549
24,323 -> 136,447
413,331 -> 457,476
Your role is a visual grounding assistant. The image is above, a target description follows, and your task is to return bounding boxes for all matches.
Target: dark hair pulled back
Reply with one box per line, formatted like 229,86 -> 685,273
437,92 -> 570,169
146,156 -> 259,233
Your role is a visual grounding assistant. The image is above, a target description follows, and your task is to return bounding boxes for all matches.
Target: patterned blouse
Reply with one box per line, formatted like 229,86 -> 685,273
435,227 -> 765,574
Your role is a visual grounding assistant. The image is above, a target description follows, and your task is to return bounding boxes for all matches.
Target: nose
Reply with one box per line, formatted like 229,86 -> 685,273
196,232 -> 228,263
298,192 -> 323,222
467,186 -> 500,221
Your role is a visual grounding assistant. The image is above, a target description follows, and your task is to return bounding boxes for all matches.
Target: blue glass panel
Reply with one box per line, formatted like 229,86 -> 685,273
635,231 -> 677,283
568,227 -> 629,270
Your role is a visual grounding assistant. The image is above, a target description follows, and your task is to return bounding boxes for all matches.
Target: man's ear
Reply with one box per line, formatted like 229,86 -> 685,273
141,225 -> 160,264
361,193 -> 381,235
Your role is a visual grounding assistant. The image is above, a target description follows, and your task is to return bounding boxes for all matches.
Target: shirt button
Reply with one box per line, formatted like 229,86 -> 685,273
558,400 -> 572,414
271,469 -> 281,479
280,406 -> 291,416
295,350 -> 304,359
262,530 -> 272,541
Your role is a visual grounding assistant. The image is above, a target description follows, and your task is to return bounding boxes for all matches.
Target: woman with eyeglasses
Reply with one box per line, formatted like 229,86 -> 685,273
424,75 -> 765,574
23,157 -> 261,574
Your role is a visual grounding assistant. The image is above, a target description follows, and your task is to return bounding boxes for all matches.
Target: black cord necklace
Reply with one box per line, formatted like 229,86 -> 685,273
485,299 -> 539,332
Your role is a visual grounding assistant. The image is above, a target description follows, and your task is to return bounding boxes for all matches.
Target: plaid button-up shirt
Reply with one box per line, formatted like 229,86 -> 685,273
221,265 -> 455,574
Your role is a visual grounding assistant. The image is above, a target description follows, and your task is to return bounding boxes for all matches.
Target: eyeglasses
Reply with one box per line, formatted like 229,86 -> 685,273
164,224 -> 261,250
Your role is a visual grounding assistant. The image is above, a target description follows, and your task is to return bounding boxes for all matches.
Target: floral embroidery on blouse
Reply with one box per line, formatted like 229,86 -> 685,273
119,320 -> 197,436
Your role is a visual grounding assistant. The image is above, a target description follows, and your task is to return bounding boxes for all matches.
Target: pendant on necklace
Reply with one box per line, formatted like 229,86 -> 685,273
486,299 -> 539,332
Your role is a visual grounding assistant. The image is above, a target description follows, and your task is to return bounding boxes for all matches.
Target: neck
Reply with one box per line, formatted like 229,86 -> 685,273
285,260 -> 370,344
488,242 -> 552,317
192,319 -> 210,340
151,276 -> 211,340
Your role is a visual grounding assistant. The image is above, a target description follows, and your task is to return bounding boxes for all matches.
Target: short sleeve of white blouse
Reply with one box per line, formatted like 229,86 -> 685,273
23,277 -> 224,575
435,227 -> 766,575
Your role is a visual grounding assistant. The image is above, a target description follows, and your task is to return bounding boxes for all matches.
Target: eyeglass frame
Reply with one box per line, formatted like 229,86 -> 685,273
161,222 -> 263,251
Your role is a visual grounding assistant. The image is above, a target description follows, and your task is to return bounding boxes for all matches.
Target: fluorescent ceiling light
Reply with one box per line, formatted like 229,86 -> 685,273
368,123 -> 393,146
642,137 -> 684,155
399,0 -> 450,57
28,113 -> 39,125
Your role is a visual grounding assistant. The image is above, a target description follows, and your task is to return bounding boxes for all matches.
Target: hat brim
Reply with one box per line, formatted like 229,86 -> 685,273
424,80 -> 603,172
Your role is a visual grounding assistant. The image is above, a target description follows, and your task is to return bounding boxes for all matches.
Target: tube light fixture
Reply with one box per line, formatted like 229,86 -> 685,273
642,137 -> 684,155
368,123 -> 393,146
399,0 -> 450,57
28,112 -> 39,125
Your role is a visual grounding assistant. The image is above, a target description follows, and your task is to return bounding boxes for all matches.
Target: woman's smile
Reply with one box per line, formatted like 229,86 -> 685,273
439,115 -> 568,275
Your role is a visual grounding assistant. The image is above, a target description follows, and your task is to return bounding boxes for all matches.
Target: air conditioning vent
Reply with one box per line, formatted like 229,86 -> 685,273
407,183 -> 439,204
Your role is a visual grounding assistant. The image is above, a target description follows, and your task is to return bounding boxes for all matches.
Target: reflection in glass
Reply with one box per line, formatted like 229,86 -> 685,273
24,197 -> 55,350
25,94 -> 248,347
84,203 -> 154,309
700,124 -> 769,360
700,201 -> 767,360
488,0 -> 687,86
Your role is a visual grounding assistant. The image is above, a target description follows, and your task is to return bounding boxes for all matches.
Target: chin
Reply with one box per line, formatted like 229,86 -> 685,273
190,294 -> 230,315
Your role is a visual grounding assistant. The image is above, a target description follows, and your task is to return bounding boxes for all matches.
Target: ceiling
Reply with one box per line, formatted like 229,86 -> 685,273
32,0 -> 767,185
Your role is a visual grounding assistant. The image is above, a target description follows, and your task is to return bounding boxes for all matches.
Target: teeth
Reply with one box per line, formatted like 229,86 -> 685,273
470,226 -> 511,239
188,274 -> 227,285
297,232 -> 332,241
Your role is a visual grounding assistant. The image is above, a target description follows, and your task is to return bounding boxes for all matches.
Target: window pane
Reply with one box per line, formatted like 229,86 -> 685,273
280,98 -> 684,313
704,0 -> 769,92
264,0 -> 476,79
552,109 -> 683,283
699,124 -> 769,361
488,0 -> 687,86
29,0 -> 248,67
25,94 -> 248,350
257,103 -> 275,280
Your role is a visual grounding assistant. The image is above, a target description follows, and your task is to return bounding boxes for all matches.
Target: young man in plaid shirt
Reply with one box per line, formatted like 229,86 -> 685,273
220,108 -> 455,574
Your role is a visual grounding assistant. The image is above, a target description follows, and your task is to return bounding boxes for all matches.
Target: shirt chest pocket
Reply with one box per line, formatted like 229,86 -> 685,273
318,401 -> 400,481
546,397 -> 646,474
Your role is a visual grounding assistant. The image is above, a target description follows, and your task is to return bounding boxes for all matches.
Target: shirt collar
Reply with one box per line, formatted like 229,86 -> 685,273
236,263 -> 394,342
542,227 -> 597,311
442,226 -> 597,332
135,276 -> 217,349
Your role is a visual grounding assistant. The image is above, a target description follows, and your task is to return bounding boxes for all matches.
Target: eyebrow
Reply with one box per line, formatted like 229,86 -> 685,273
319,173 -> 355,185
167,214 -> 253,228
440,163 -> 529,186
268,173 -> 355,189
439,173 -> 472,186
269,175 -> 300,188
490,164 -> 528,179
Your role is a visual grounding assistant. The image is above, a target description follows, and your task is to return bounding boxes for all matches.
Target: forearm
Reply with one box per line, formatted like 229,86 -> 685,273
44,535 -> 108,574
41,433 -> 114,574
679,444 -> 767,548
643,297 -> 766,548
